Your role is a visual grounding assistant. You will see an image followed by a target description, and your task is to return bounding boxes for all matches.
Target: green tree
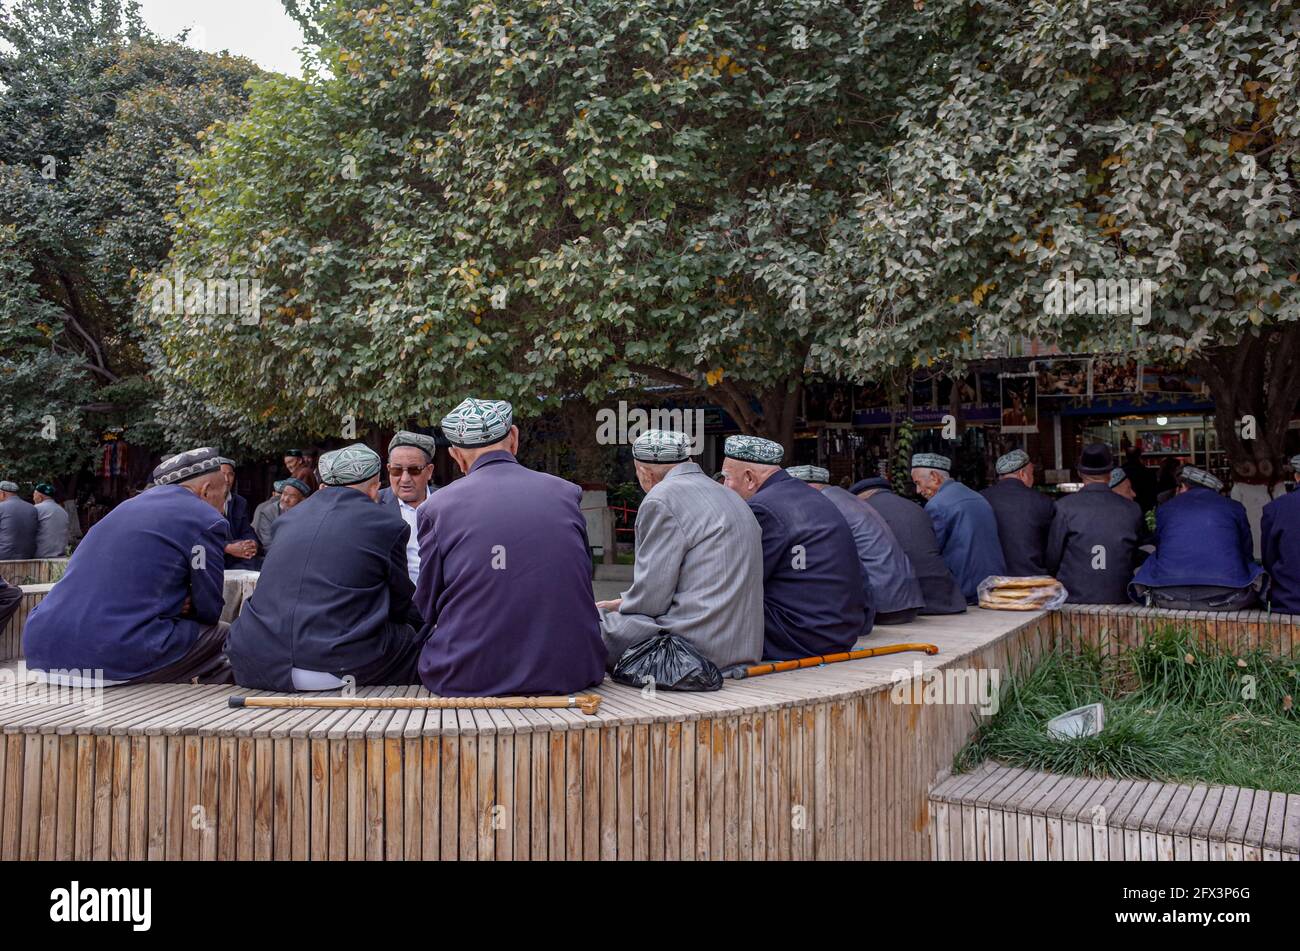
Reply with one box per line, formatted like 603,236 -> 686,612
0,0 -> 262,481
151,0 -> 942,449
844,0 -> 1300,480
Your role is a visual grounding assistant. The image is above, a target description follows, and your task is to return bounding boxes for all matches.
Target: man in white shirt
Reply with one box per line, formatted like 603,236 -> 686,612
378,431 -> 438,583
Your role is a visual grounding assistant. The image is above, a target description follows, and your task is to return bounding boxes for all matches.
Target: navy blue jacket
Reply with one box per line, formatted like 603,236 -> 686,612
820,485 -> 923,616
1262,490 -> 1300,614
747,470 -> 870,660
1132,486 -> 1263,593
223,492 -> 258,568
227,487 -> 422,691
981,478 -> 1056,577
23,485 -> 228,681
1046,483 -> 1144,604
862,488 -> 967,614
925,479 -> 1007,603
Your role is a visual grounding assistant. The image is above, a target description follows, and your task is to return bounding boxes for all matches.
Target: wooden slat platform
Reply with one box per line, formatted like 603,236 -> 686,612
0,559 -> 68,586
0,608 -> 1050,861
929,763 -> 1300,861
1049,603 -> 1300,659
0,585 -> 52,663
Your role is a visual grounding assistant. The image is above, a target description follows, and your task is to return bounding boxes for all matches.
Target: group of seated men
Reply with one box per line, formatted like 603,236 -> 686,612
16,401 -> 1300,695
979,443 -> 1299,612
0,480 -> 73,560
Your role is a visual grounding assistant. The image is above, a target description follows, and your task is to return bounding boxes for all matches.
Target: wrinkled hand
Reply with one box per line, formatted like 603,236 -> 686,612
225,540 -> 257,559
595,598 -> 622,613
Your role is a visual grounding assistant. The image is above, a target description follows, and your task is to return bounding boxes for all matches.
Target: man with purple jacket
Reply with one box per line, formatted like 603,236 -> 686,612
414,398 -> 607,696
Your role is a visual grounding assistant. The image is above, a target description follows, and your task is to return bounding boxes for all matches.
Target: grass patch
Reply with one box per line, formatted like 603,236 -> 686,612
957,627 -> 1300,794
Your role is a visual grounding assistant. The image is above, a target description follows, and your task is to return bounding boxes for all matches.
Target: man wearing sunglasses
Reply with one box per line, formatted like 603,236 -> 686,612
379,431 -> 439,584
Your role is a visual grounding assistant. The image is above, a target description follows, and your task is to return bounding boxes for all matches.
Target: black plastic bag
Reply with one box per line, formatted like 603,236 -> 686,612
611,633 -> 723,692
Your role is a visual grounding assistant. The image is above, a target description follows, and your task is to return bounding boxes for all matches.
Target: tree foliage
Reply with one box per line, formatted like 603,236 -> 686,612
149,0 -> 944,447
844,0 -> 1300,473
0,0 -> 262,479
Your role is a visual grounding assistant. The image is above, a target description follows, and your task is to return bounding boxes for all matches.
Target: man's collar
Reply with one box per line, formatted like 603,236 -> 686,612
396,486 -> 434,509
468,449 -> 518,475
755,467 -> 790,496
664,461 -> 702,480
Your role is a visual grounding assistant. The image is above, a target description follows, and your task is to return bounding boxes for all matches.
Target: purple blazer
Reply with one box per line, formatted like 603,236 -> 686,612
414,451 -> 607,696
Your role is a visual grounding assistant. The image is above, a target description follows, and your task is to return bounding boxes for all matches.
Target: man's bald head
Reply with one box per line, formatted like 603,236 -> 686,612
721,458 -> 780,500
180,470 -> 229,512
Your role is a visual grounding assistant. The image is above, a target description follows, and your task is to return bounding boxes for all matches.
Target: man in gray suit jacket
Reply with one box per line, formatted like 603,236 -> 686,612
597,429 -> 764,673
32,483 -> 71,558
0,481 -> 38,560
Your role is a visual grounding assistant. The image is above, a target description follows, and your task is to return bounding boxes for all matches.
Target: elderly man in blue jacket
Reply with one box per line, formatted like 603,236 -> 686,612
911,453 -> 1006,604
1130,466 -> 1267,610
1262,454 -> 1300,615
23,447 -> 232,685
722,436 -> 870,660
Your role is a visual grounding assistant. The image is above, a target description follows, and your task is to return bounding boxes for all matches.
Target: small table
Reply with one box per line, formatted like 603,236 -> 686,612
221,570 -> 261,624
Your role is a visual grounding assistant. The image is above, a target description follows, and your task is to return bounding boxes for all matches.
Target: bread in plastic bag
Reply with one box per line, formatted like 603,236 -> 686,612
977,575 -> 1068,611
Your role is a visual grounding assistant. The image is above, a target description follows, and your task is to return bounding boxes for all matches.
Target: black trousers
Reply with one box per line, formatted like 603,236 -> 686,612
875,607 -> 919,625
1133,579 -> 1266,612
127,621 -> 235,685
348,622 -> 426,686
0,583 -> 21,631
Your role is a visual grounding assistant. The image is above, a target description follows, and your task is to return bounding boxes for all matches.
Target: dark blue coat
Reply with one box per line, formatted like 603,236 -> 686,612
747,470 -> 870,660
862,487 -> 967,614
1262,490 -> 1300,614
925,479 -> 1007,603
1132,486 -> 1263,592
223,492 -> 258,569
23,485 -> 228,681
1046,483 -> 1144,604
226,487 -> 422,691
414,451 -> 606,696
820,485 -> 923,616
981,478 -> 1056,577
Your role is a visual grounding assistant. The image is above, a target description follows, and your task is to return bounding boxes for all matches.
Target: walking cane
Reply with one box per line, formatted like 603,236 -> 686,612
228,694 -> 604,715
731,642 -> 939,679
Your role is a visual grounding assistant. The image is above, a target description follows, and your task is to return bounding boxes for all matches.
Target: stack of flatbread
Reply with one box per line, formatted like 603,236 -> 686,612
978,576 -> 1066,611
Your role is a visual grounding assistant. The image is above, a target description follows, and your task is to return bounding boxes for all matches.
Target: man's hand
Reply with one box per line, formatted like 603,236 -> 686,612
595,598 -> 622,613
180,596 -> 193,617
225,540 -> 257,560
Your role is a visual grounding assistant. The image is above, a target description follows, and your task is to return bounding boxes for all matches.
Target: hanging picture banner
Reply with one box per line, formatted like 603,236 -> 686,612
1032,357 -> 1091,398
1090,355 -> 1141,396
1000,372 -> 1038,433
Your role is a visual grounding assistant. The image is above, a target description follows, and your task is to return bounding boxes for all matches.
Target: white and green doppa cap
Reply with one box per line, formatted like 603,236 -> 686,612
632,429 -> 693,463
440,398 -> 513,448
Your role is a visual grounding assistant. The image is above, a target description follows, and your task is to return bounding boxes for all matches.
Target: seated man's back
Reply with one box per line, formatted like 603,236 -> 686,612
227,454 -> 424,691
1263,487 -> 1300,614
601,437 -> 764,672
855,478 -> 967,615
416,400 -> 606,697
23,457 -> 229,683
1131,470 -> 1263,608
722,438 -> 869,661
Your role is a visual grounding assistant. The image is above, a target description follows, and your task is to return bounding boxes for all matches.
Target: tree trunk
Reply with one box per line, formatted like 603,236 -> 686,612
1190,325 -> 1300,484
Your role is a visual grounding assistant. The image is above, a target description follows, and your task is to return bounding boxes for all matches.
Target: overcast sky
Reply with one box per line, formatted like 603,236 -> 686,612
136,0 -> 308,77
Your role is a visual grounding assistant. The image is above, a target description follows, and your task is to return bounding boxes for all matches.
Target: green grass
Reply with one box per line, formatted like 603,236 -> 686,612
956,627 -> 1300,794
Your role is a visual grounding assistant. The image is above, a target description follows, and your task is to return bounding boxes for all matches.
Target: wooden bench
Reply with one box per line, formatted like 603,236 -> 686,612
1048,603 -> 1300,658
0,585 -> 52,662
0,559 -> 68,586
929,762 -> 1300,861
0,608 -> 1046,861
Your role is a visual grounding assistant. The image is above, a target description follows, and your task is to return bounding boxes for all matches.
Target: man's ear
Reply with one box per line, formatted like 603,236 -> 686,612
507,425 -> 520,455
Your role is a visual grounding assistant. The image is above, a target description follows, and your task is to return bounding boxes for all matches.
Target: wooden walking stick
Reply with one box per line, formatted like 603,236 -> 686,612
228,694 -> 604,715
732,642 -> 939,679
